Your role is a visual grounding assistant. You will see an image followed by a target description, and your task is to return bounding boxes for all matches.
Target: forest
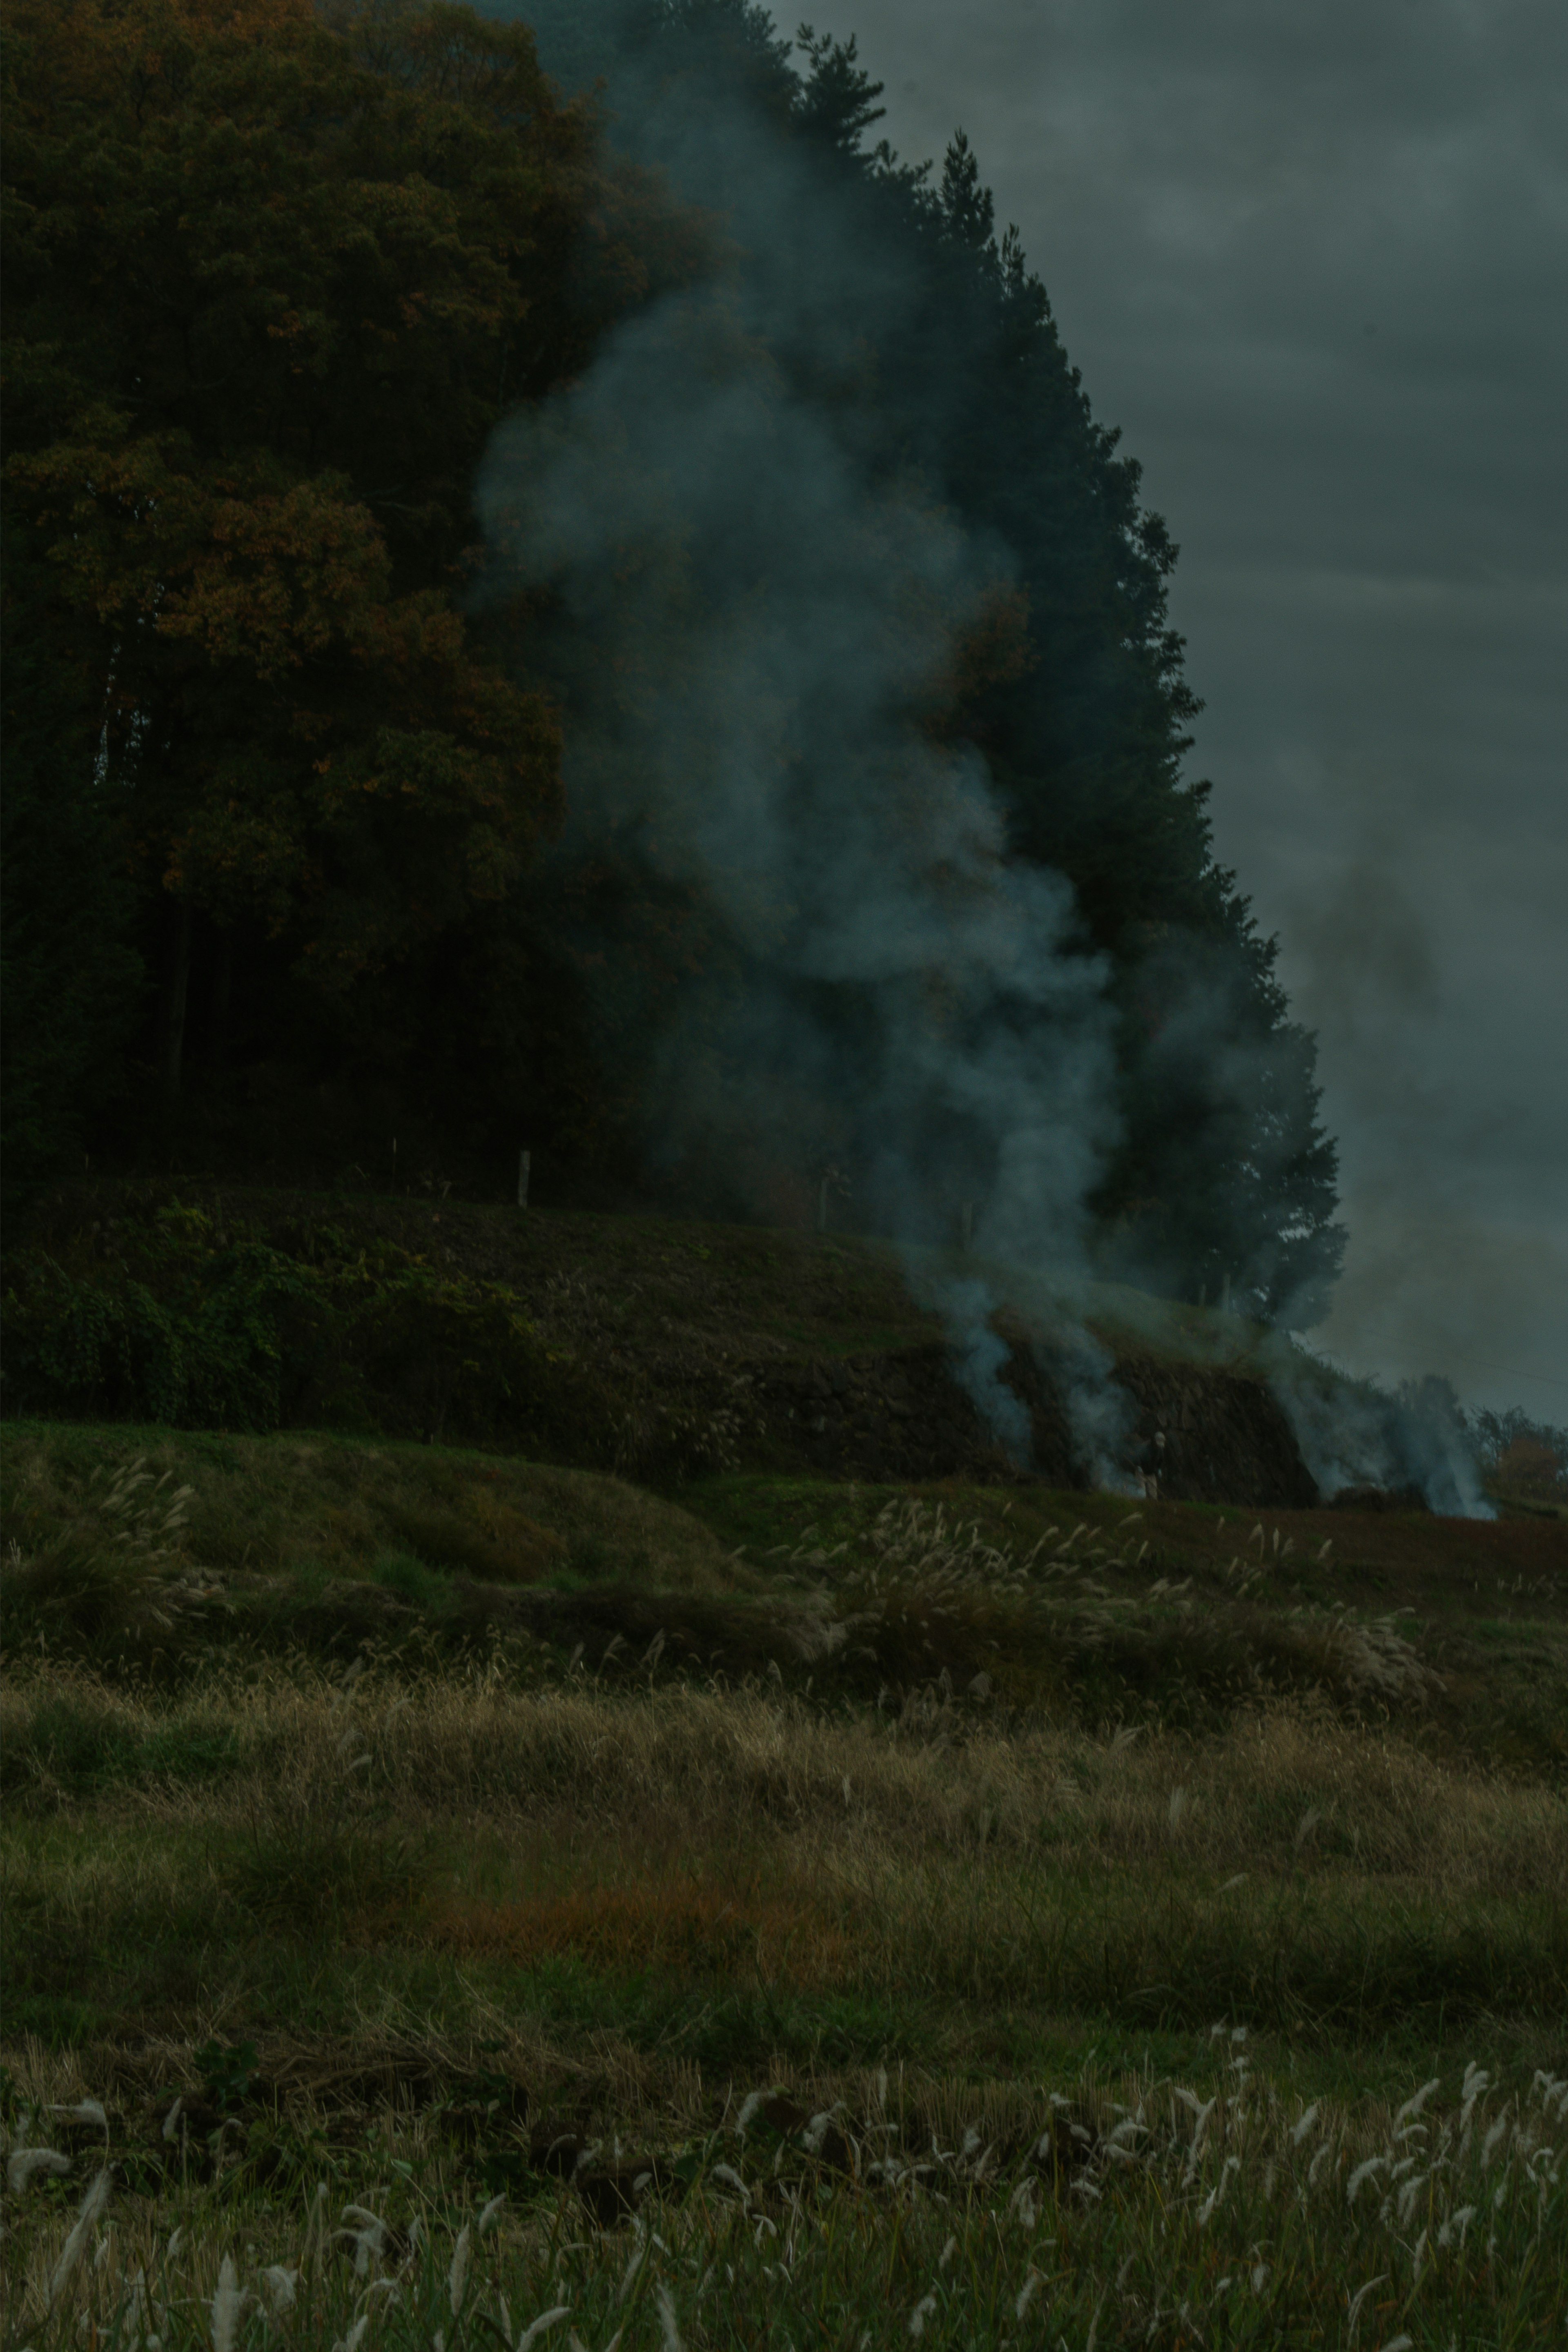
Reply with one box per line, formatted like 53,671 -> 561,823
2,0 -> 1345,1327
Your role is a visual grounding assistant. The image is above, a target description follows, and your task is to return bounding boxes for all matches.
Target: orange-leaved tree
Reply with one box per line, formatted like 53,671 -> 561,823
2,0 -> 700,1102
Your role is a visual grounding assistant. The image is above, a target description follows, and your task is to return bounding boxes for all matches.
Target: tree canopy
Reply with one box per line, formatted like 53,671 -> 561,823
3,0 -> 695,1098
2,0 -> 1344,1325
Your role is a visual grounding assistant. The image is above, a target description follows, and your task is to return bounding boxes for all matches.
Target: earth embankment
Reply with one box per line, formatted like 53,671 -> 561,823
7,1178 -> 1330,1505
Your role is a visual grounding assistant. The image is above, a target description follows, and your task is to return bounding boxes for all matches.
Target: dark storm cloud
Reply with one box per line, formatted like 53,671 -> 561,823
833,0 -> 1568,1410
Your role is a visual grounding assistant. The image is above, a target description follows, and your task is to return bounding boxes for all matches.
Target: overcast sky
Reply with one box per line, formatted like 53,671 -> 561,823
810,0 -> 1567,1416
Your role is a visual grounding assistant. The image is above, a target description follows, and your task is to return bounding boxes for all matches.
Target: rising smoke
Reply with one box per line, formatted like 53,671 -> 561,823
1272,1362 -> 1495,1518
472,3 -> 1492,1510
478,278 -> 1125,1467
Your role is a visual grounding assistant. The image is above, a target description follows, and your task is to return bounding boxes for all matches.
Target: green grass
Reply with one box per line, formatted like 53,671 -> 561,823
0,1418 -> 746,1596
4,1637 -> 1565,2059
2,1420 -> 1564,2347
0,1698 -> 240,1797
4,1424 -> 1565,1770
371,1550 -> 459,1613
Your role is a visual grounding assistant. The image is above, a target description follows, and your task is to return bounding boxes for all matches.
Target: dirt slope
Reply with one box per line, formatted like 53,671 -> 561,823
11,1179 -> 1338,1506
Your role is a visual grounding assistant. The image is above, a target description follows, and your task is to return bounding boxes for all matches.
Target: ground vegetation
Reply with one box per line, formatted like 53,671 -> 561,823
2,1419 -> 1564,2343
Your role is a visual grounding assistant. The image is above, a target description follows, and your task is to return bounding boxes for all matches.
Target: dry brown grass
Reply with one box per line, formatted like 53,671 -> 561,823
0,1660 -> 1552,1864
431,1878 -> 856,1987
7,1659 -> 1563,1923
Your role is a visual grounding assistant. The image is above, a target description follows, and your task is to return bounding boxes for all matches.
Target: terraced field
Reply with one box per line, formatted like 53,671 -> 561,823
2,1399 -> 1564,2346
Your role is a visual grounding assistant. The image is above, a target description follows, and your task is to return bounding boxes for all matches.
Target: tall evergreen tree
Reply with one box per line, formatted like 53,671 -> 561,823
487,0 -> 1345,1319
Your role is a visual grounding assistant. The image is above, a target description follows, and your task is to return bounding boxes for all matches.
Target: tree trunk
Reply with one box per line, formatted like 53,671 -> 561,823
208,926 -> 232,1069
163,900 -> 192,1100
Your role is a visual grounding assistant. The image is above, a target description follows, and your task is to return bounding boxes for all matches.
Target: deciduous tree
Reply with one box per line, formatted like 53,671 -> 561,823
2,0 -> 696,1112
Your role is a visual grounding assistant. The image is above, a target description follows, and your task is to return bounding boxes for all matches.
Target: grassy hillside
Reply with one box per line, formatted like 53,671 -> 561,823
4,1421 -> 1563,1760
3,1178 -> 1564,2346
3,1415 -> 1565,2342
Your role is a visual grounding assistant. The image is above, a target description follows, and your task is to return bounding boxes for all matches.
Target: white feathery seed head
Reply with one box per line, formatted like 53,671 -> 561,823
448,2222 -> 472,2317
261,2266 -> 298,2312
47,2168 -> 111,2310
1198,2154 -> 1241,2225
8,2147 -> 71,2194
211,2255 -> 245,2352
1437,2205 -> 1476,2248
516,2308 -> 572,2352
1345,2274 -> 1388,2339
1392,2080 -> 1441,2133
49,2100 -> 108,2132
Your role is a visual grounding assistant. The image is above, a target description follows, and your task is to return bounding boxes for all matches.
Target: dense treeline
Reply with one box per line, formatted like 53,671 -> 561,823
2,0 -> 1344,1323
2,0 -> 696,1175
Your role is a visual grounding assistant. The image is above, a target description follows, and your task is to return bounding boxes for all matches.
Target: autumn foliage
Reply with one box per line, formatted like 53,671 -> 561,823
2,0 -> 697,1103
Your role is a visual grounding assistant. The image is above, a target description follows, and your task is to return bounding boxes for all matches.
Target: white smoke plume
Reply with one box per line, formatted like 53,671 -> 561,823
478,251 -> 1135,1470
1272,1357 -> 1494,1517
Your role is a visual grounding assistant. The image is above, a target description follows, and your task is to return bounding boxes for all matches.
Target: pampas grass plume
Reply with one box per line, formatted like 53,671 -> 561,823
47,2167 -> 111,2309
516,2307 -> 572,2351
211,2254 -> 244,2352
7,2147 -> 71,2193
449,2221 -> 472,2317
262,2265 -> 298,2312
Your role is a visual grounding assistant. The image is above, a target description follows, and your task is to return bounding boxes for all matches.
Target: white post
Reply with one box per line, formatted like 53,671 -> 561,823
517,1149 -> 531,1209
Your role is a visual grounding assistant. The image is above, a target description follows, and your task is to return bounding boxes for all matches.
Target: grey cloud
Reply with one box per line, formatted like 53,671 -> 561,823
1272,853 -> 1439,1032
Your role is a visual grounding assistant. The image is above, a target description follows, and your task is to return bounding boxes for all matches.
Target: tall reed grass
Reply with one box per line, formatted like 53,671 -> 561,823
2,2040 -> 1562,2346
